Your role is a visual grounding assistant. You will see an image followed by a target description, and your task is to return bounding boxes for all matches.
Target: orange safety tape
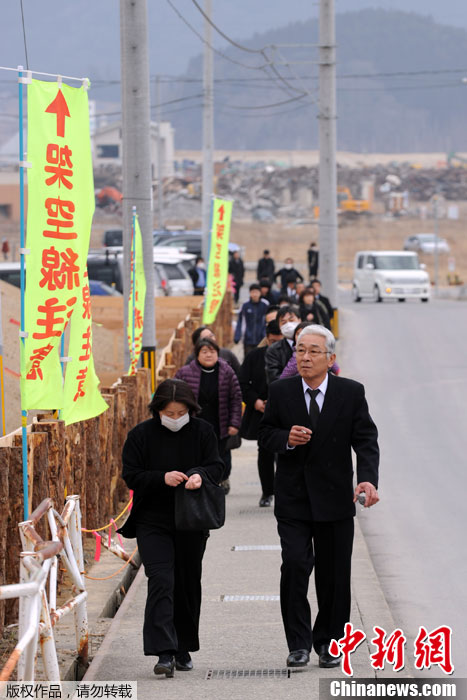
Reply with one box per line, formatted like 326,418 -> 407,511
81,496 -> 133,533
83,546 -> 138,581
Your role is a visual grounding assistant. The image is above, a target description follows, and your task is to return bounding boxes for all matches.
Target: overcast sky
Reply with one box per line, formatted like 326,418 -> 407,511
0,0 -> 466,80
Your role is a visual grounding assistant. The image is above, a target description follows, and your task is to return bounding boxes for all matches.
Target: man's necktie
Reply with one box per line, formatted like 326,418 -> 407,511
307,388 -> 320,432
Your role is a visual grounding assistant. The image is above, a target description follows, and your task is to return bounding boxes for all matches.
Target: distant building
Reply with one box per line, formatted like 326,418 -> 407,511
92,120 -> 175,179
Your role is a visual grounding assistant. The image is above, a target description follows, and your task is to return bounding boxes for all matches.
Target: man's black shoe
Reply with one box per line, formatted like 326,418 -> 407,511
175,652 -> 193,671
154,653 -> 175,677
286,649 -> 310,667
259,494 -> 273,507
318,644 -> 342,668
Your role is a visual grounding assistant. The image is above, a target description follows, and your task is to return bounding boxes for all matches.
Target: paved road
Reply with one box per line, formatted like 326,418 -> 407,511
338,292 -> 467,677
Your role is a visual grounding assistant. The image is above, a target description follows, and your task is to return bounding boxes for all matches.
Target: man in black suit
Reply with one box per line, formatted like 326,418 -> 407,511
258,325 -> 379,669
239,320 -> 283,507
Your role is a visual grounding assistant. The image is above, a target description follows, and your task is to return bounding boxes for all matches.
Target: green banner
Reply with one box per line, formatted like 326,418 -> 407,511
127,214 -> 146,374
203,198 -> 233,325
21,79 -> 96,411
61,273 -> 108,425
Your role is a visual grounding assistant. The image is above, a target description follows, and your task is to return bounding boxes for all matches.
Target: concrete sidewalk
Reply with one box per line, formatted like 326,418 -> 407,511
84,438 -> 403,699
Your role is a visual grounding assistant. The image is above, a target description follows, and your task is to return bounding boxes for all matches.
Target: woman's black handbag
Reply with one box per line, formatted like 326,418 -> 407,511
225,433 -> 242,451
174,471 -> 225,531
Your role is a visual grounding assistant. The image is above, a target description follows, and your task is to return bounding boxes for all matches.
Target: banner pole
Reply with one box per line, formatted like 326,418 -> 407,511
18,65 -> 29,520
130,207 -> 136,372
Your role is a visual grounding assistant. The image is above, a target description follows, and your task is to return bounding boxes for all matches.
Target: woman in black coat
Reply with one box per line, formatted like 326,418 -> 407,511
119,379 -> 224,678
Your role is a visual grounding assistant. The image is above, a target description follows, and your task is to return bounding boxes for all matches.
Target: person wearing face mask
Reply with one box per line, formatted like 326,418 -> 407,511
119,379 -> 224,678
265,305 -> 301,383
175,338 -> 243,494
274,258 -> 304,294
188,256 -> 207,295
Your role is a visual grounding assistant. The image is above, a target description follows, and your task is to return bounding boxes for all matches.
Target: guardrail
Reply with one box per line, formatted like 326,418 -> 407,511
0,496 -> 87,681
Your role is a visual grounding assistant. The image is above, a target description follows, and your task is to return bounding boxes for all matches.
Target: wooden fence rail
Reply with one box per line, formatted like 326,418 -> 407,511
0,368 -> 152,637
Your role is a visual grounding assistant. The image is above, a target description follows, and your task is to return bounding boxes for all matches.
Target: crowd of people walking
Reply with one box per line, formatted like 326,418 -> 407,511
119,241 -> 380,679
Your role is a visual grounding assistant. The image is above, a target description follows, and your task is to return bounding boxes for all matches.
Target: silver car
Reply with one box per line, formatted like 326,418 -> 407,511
403,233 -> 450,254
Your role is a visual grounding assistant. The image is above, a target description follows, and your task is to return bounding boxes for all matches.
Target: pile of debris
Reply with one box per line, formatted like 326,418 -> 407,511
95,160 -> 467,222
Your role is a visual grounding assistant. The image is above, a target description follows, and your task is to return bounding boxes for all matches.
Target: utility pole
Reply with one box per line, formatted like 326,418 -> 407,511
156,75 -> 164,229
120,0 -> 156,387
201,0 -> 214,262
433,193 -> 440,296
318,0 -> 338,311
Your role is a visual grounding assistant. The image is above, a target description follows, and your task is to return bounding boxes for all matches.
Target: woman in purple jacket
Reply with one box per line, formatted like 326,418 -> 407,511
175,338 -> 242,493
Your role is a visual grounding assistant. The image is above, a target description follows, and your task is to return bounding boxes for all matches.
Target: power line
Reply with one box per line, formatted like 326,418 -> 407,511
221,94 -> 308,110
166,0 -> 306,97
165,0 -> 270,71
19,0 -> 29,70
190,0 -> 263,54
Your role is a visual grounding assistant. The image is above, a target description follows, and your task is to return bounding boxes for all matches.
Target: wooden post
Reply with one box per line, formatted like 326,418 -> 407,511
31,420 -> 66,512
84,416 -> 101,529
4,446 -> 22,623
121,374 -> 138,431
64,421 -> 87,520
0,447 -> 9,636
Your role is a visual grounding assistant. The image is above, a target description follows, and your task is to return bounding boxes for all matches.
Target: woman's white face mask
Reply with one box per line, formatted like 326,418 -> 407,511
281,321 -> 299,339
160,412 -> 190,432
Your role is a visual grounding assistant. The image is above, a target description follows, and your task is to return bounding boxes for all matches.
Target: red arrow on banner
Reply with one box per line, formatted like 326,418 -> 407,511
218,204 -> 225,221
45,89 -> 70,138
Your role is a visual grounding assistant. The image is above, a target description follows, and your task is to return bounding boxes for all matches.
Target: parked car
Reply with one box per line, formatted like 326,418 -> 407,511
89,280 -> 122,296
87,249 -> 196,297
102,229 -> 123,247
352,250 -> 430,303
0,262 -> 21,288
153,229 -> 241,257
403,233 -> 450,254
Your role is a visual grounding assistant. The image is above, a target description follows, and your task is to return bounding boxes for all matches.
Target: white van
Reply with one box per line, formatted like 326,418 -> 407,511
352,250 -> 430,302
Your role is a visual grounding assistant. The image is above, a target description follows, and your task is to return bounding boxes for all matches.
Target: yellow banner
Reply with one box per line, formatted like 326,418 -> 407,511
60,272 -> 108,425
21,79 -> 96,410
203,198 -> 233,324
127,214 -> 146,374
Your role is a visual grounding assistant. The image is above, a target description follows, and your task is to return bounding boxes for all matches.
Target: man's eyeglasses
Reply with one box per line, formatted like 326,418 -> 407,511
296,348 -> 329,357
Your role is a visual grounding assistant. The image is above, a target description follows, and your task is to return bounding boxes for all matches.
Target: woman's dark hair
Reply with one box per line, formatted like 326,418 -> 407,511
299,288 -> 315,305
293,321 -> 313,344
149,378 -> 201,417
194,337 -> 220,358
191,325 -> 210,347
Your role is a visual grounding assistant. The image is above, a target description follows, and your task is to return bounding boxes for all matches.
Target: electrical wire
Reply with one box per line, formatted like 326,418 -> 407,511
190,0 -> 264,55
165,0 -> 270,71
221,94 -> 309,110
19,0 -> 29,70
166,0 -> 306,97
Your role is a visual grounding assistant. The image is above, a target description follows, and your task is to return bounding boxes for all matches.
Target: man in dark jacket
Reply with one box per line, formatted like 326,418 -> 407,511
228,250 -> 245,304
274,258 -> 304,293
234,283 -> 269,357
239,320 -> 283,507
259,279 -> 279,305
307,242 -> 319,279
188,256 -> 207,295
258,325 -> 379,670
310,278 -> 334,321
257,249 -> 275,284
265,305 -> 300,383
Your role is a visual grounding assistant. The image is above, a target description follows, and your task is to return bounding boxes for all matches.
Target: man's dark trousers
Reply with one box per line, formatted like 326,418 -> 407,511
277,515 -> 354,652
